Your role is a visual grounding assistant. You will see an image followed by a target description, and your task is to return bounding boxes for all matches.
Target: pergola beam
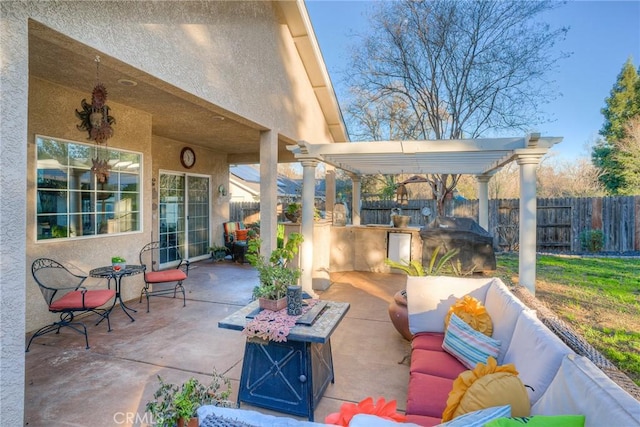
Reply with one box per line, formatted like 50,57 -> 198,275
289,135 -> 561,176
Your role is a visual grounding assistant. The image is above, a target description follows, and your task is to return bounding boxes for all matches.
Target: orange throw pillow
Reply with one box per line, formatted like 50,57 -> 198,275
445,295 -> 493,336
325,397 -> 407,426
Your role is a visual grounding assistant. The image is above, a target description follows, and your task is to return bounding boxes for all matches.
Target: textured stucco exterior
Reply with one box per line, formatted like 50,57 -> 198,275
23,0 -> 334,143
1,1 -> 342,424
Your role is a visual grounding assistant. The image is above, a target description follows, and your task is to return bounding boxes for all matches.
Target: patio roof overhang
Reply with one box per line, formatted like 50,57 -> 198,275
287,134 -> 562,176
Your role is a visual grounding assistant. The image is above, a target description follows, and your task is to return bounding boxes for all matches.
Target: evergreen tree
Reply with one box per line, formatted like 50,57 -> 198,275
592,58 -> 640,194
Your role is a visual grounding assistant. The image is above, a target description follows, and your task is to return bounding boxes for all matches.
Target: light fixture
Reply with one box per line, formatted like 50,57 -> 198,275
117,78 -> 137,86
218,184 -> 227,197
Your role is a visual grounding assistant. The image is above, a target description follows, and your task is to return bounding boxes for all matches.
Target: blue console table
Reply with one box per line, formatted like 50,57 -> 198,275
218,300 -> 350,421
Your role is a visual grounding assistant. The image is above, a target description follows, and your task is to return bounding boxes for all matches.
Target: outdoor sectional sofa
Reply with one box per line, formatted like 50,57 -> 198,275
404,276 -> 640,426
197,275 -> 640,426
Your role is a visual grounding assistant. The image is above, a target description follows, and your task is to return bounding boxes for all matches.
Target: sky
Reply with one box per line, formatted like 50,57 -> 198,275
305,0 -> 640,163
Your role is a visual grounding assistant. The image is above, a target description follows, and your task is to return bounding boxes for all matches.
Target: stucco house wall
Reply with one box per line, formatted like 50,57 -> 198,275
151,134 -> 230,250
1,1 -> 341,424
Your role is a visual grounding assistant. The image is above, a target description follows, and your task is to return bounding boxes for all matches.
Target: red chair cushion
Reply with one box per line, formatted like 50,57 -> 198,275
235,229 -> 248,241
224,222 -> 246,242
49,289 -> 115,311
145,269 -> 187,283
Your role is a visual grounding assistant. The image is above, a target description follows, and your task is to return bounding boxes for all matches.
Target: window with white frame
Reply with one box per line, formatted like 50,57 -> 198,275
36,135 -> 141,240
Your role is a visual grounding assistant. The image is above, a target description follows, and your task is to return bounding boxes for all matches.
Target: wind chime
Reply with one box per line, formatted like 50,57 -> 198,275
76,55 -> 115,183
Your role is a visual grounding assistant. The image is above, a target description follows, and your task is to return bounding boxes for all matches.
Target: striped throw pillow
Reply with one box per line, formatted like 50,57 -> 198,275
436,405 -> 512,427
443,313 -> 501,369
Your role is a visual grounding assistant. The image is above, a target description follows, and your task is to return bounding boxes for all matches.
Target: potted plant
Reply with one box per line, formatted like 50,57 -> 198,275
209,245 -> 229,262
246,232 -> 303,311
284,202 -> 301,223
111,256 -> 126,271
145,369 -> 234,427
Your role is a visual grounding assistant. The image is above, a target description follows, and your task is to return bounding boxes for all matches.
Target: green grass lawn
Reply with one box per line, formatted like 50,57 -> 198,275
494,253 -> 640,386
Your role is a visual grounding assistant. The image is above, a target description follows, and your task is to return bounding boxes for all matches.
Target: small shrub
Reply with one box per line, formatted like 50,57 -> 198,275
579,229 -> 604,252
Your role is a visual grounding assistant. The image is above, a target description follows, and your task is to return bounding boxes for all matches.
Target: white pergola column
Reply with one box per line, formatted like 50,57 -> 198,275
349,173 -> 361,226
259,130 -> 278,257
517,154 -> 542,295
476,175 -> 491,231
300,159 -> 318,298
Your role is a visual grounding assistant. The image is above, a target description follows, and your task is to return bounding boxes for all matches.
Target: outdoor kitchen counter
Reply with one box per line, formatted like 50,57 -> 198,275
329,224 -> 423,273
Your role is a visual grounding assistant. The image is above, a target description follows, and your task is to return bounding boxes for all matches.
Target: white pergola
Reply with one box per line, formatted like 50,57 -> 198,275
287,133 -> 562,296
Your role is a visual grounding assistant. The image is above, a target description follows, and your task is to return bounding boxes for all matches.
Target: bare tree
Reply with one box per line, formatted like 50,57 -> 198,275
346,0 -> 568,215
537,158 -> 606,197
489,162 -> 520,199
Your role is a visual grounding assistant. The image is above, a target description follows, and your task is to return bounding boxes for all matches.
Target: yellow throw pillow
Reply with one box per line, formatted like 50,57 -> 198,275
444,295 -> 493,336
442,357 -> 530,422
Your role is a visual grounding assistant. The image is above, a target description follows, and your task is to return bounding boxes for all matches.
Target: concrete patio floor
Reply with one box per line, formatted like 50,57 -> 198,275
24,260 -> 410,426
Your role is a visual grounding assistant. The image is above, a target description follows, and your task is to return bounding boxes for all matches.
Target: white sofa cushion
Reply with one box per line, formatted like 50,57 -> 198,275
407,276 -> 494,334
503,310 -> 573,404
484,281 -> 531,364
531,354 -> 640,426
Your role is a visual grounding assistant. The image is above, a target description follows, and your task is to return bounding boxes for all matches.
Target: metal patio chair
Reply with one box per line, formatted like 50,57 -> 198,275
27,258 -> 115,351
138,241 -> 190,312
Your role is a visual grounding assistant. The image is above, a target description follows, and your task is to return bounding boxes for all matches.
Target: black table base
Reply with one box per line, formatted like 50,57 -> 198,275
90,265 -> 145,323
238,338 -> 334,421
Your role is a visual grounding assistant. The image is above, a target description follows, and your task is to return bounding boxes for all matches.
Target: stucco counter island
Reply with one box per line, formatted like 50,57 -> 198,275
330,225 -> 423,272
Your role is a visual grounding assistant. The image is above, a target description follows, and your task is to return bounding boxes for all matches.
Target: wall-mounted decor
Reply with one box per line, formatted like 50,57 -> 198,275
180,146 -> 196,169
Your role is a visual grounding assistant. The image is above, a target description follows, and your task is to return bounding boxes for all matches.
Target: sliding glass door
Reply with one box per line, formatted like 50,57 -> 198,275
158,172 -> 210,267
186,175 -> 210,260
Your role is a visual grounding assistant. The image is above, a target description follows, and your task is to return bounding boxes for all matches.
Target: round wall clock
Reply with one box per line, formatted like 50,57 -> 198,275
180,147 -> 196,169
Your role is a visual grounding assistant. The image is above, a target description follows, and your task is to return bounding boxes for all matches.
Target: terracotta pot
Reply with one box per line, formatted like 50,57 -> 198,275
259,297 -> 287,312
392,215 -> 411,228
177,417 -> 198,427
388,289 -> 412,341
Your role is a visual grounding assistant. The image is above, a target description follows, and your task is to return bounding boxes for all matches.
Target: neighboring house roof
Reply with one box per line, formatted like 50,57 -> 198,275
230,164 -> 325,199
230,165 -> 301,198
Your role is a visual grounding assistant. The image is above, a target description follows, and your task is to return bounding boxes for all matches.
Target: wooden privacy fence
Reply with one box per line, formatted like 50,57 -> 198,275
359,197 -> 640,253
230,196 -> 640,253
